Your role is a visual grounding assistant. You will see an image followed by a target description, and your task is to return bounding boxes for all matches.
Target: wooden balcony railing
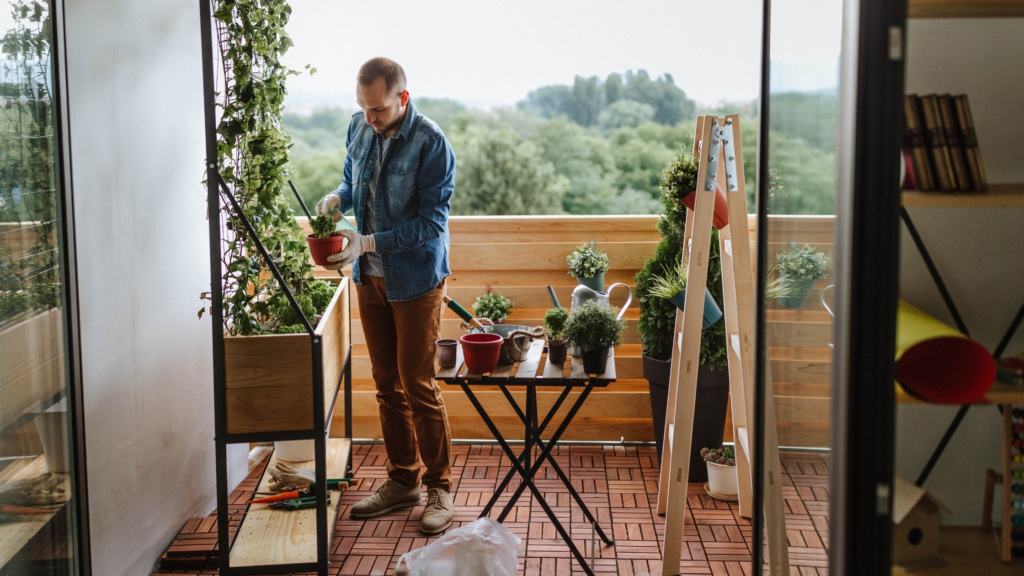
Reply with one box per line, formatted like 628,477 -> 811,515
306,214 -> 835,448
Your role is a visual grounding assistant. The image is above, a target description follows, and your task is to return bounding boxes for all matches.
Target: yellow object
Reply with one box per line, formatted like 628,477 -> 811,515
895,300 -> 995,403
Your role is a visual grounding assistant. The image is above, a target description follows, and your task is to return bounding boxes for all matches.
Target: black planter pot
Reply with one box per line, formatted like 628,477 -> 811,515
546,338 -> 567,364
644,355 -> 730,483
581,347 -> 609,374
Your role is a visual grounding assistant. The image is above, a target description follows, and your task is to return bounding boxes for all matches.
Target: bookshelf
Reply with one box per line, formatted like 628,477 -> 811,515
909,0 -> 1024,18
901,5 -> 1024,565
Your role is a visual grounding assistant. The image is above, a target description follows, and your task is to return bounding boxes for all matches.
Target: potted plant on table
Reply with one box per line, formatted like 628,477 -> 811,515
701,446 -> 738,500
773,242 -> 831,309
543,307 -> 569,364
566,241 -> 610,293
472,292 -> 513,324
562,300 -> 625,375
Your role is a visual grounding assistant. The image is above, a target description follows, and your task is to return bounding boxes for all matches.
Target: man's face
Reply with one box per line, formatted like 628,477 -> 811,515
356,76 -> 408,138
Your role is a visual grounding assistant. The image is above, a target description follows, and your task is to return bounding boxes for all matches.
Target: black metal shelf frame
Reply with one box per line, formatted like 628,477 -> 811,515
199,1 -> 352,575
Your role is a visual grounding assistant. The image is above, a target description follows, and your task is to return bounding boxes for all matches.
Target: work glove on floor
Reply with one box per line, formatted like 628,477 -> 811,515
268,463 -> 316,491
325,228 -> 375,271
315,192 -> 342,222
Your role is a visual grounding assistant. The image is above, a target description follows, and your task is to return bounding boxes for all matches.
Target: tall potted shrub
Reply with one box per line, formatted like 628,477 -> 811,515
635,150 -> 729,481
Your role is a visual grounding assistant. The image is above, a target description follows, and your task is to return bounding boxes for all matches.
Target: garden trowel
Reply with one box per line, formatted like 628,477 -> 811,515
442,295 -> 488,331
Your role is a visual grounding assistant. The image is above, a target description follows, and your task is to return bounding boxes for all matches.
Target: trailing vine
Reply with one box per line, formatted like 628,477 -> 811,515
0,0 -> 60,327
204,0 -> 325,336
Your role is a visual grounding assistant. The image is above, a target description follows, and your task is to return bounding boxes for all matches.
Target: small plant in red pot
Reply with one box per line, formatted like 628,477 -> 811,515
306,214 -> 346,266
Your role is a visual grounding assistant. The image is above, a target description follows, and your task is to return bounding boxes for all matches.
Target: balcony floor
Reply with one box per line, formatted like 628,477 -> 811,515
151,443 -> 1016,576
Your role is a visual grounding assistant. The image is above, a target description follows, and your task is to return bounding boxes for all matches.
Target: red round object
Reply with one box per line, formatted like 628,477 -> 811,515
306,234 -> 347,266
459,333 -> 503,374
895,336 -> 996,404
681,183 -> 730,229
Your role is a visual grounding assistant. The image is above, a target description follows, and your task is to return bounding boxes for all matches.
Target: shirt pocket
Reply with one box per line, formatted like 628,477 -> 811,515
385,159 -> 420,215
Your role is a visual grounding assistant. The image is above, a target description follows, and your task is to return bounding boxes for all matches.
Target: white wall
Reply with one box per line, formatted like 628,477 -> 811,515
898,18 -> 1024,526
63,1 -> 246,574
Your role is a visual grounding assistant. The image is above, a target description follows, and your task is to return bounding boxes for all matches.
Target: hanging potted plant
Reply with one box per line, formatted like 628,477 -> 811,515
566,241 -> 610,293
774,242 -> 831,309
701,446 -> 738,500
543,307 -> 569,364
648,261 -> 723,330
562,300 -> 625,375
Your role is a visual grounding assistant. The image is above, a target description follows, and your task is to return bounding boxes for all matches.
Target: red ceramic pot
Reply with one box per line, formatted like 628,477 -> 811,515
459,333 -> 503,374
306,234 -> 347,266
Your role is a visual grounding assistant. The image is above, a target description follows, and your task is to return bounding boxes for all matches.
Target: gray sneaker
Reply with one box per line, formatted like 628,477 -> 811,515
350,479 -> 421,519
420,488 -> 454,534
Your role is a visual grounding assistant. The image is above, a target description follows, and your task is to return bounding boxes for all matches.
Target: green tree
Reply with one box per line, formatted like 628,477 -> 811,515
567,75 -> 603,127
597,100 -> 655,132
621,69 -> 695,126
604,72 -> 623,105
414,97 -> 467,133
285,149 -> 346,214
450,126 -> 566,215
530,116 -> 620,214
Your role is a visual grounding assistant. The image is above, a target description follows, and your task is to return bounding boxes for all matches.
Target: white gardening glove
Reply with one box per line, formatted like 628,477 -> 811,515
268,463 -> 315,491
315,192 -> 342,222
325,228 -> 375,271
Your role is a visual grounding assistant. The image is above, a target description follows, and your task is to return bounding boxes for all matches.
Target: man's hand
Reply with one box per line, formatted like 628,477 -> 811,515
315,193 -> 342,222
325,229 -> 375,270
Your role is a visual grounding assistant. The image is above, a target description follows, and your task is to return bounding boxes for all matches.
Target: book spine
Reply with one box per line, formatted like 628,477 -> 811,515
937,94 -> 971,191
919,94 -> 956,191
903,95 -> 935,192
953,94 -> 987,192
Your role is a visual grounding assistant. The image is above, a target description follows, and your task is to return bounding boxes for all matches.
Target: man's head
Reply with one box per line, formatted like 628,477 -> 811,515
356,57 -> 409,139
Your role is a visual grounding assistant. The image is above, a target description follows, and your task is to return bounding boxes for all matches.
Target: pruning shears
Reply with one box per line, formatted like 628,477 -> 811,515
248,478 -> 354,504
269,495 -> 331,511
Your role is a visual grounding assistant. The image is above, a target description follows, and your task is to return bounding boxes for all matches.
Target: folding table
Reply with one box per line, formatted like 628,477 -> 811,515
435,338 -> 616,576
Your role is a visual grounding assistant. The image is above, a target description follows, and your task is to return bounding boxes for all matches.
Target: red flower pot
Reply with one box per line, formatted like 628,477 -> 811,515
681,183 -> 730,229
459,333 -> 503,374
306,234 -> 347,266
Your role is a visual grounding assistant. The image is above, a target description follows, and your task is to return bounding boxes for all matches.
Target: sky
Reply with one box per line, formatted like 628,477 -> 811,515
280,0 -> 843,111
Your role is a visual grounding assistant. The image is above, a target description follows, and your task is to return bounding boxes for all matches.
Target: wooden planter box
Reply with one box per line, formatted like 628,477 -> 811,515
0,308 -> 65,427
223,278 -> 349,435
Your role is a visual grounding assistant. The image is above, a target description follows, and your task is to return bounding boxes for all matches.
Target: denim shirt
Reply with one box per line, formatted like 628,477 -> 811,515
331,100 -> 455,301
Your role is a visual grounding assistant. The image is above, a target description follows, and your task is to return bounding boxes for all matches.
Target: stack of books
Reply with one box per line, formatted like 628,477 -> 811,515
903,93 -> 987,192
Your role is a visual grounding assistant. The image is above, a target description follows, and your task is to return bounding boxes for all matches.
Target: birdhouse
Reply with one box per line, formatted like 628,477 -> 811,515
892,476 -> 946,566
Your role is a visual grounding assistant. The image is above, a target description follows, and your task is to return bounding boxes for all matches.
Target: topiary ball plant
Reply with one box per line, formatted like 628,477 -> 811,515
566,242 -> 610,279
543,307 -> 569,341
562,300 -> 625,354
473,292 -> 513,324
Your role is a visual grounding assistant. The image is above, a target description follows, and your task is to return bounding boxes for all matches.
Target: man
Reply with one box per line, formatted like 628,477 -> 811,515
315,57 -> 456,534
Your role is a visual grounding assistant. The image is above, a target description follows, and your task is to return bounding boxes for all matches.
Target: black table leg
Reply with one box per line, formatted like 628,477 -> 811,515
459,384 -> 597,576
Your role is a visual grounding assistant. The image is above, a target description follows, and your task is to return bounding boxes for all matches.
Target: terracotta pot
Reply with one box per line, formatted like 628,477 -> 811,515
306,234 -> 346,266
459,333 -> 503,374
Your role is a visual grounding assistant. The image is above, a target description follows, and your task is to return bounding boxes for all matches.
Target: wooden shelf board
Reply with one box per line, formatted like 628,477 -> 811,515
895,380 -> 1024,404
909,0 -> 1024,18
0,456 -> 67,569
901,183 -> 1024,207
229,437 -> 351,568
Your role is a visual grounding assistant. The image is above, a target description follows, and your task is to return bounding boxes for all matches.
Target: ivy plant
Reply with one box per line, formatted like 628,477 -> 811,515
203,0 -> 324,336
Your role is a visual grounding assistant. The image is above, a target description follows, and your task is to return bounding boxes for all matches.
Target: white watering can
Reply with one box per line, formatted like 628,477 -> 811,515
568,282 -> 633,357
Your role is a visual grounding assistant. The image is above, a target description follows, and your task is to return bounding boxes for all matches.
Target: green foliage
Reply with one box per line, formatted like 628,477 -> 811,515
649,261 -> 687,300
449,126 -> 565,215
563,300 -> 625,353
543,307 -> 569,340
0,0 -> 60,327
306,279 -> 335,311
774,243 -> 831,280
597,100 -> 655,132
210,0 -> 321,335
566,243 -> 610,278
472,292 -> 513,323
634,146 -> 727,369
309,213 -> 334,238
700,446 -> 736,465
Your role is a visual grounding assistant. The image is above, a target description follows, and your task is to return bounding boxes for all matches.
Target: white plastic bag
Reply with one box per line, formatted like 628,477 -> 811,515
394,517 -> 520,576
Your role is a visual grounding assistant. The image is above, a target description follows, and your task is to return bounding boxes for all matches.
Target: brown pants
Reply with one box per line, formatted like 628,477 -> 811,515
356,276 -> 452,492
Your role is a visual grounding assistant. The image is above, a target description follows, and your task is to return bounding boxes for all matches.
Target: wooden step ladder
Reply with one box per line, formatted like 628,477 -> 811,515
655,115 -> 789,575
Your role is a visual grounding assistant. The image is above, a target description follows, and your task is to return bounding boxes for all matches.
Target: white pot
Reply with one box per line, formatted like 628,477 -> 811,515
706,461 -> 738,497
274,439 -> 315,463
